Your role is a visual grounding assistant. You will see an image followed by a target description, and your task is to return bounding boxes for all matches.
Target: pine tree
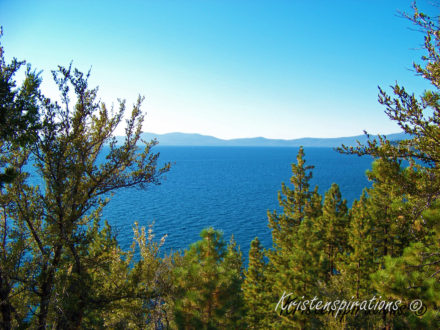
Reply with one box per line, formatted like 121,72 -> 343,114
281,216 -> 327,327
243,237 -> 274,328
339,192 -> 376,299
268,147 -> 318,233
366,159 -> 413,259
267,147 -> 322,275
371,201 -> 440,328
0,64 -> 170,328
266,147 -> 325,327
318,183 -> 349,280
0,30 -> 42,187
322,191 -> 383,328
337,5 -> 440,327
172,228 -> 244,329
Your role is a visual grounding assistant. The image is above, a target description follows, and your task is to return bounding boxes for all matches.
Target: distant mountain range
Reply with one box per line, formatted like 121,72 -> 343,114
114,132 -> 409,147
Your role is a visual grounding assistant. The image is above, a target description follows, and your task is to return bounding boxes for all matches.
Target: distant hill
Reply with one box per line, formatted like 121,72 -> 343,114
113,132 -> 410,148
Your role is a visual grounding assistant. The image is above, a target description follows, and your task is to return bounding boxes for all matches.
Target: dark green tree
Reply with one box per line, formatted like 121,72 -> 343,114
371,201 -> 440,328
338,191 -> 376,299
242,237 -> 274,328
0,29 -> 42,186
318,183 -> 349,280
266,147 -> 325,327
268,147 -> 320,236
0,63 -> 170,328
338,5 -> 440,211
172,228 -> 245,329
338,4 -> 440,327
366,159 -> 413,259
267,147 -> 322,276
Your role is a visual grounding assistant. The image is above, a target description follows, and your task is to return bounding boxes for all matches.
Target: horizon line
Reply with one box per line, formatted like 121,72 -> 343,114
131,131 -> 406,141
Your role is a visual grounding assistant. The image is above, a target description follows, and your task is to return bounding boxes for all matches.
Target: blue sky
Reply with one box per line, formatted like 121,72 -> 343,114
0,0 -> 436,139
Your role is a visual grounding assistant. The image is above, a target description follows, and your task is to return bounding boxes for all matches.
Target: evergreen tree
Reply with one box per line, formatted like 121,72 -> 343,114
242,237 -> 274,328
268,147 -> 319,238
366,159 -> 413,259
371,201 -> 440,327
172,228 -> 245,329
339,191 -> 376,299
267,147 -> 322,277
266,147 -> 325,327
0,29 -> 42,186
338,5 -> 440,214
318,183 -> 349,280
325,192 -> 384,328
280,216 -> 326,327
0,64 -> 170,328
337,4 -> 440,327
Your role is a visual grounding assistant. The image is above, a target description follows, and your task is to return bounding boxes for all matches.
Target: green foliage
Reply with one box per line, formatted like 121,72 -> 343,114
264,147 -> 326,327
362,159 -> 413,260
338,191 -> 376,299
0,59 -> 170,328
268,146 -> 321,237
2,2 -> 440,328
242,237 -> 274,328
335,4 -> 440,327
0,29 -> 42,186
319,183 -> 349,279
371,202 -> 440,327
244,5 -> 440,327
267,146 -> 322,274
172,228 -> 245,329
84,222 -> 173,329
338,6 -> 440,201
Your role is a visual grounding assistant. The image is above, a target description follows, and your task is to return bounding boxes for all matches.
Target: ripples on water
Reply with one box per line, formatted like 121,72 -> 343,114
101,146 -> 373,260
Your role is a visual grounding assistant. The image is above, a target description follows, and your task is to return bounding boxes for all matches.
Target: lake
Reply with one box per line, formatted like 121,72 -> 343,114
101,146 -> 373,259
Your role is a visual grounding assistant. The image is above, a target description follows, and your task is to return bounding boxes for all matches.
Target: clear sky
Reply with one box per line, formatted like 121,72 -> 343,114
0,0 -> 436,139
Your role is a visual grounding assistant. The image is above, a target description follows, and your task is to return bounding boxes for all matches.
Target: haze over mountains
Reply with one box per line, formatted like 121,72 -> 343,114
115,132 -> 408,147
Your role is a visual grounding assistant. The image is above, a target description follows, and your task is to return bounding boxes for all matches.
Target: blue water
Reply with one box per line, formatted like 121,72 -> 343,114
101,146 -> 373,259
